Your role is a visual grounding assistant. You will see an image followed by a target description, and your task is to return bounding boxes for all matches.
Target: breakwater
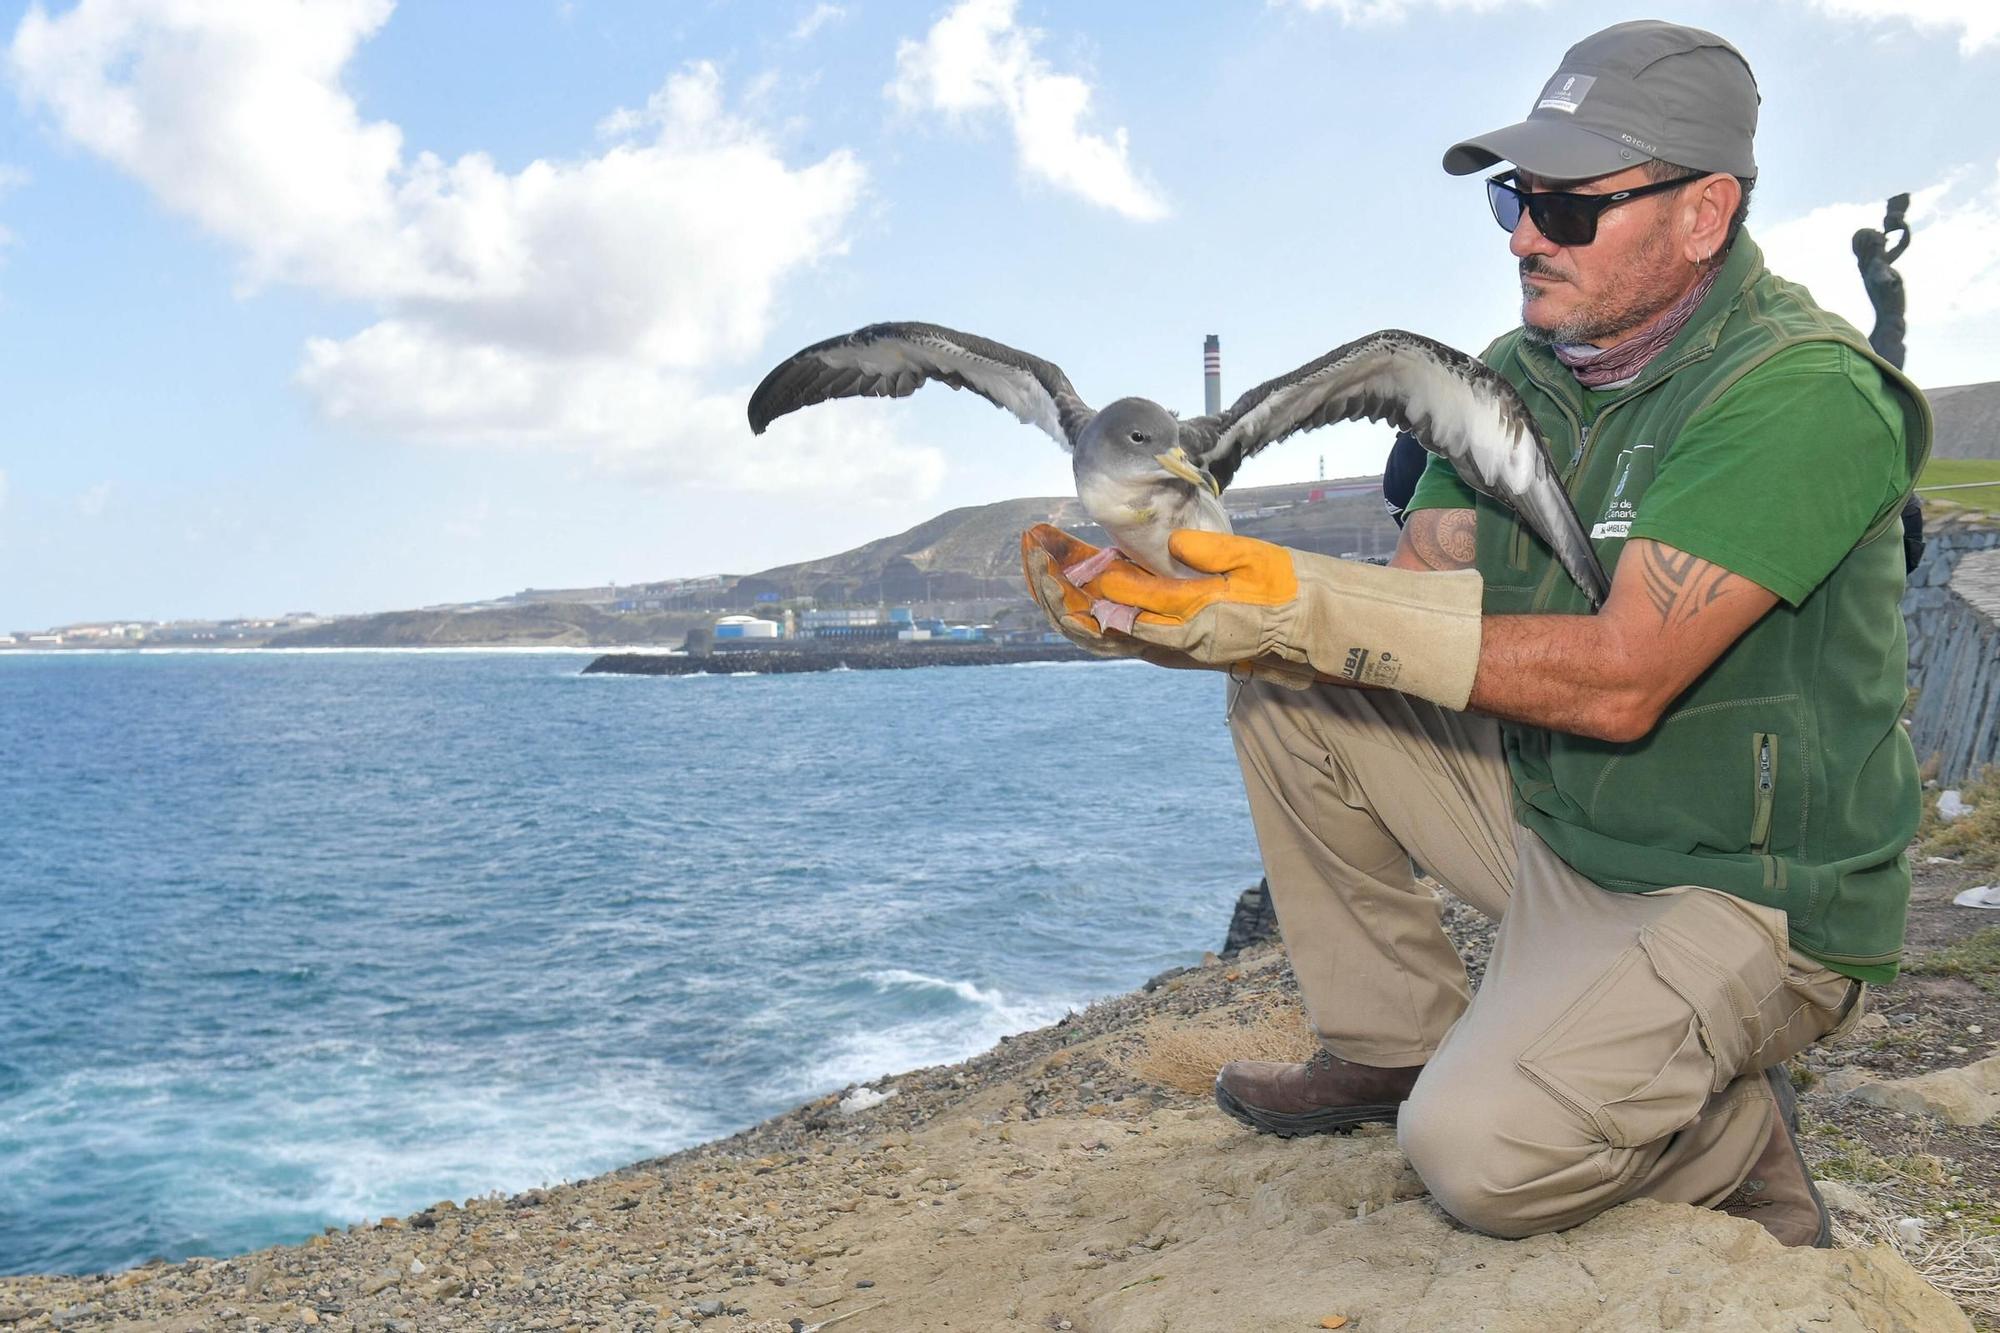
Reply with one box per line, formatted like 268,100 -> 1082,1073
1903,512 -> 2000,785
581,642 -> 1097,675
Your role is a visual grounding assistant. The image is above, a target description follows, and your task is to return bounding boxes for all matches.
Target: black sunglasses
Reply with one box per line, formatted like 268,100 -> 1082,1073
1485,170 -> 1701,247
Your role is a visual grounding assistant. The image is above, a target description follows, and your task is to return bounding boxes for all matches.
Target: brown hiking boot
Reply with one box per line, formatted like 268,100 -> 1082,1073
1717,1065 -> 1831,1247
1213,1048 -> 1422,1137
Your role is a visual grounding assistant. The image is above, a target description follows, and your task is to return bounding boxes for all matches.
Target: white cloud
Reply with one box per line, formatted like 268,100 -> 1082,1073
76,481 -> 112,518
1276,0 -> 1542,24
297,323 -> 944,497
792,3 -> 847,41
1800,0 -> 2000,56
888,0 -> 1167,221
1758,160 -> 2000,388
0,163 -> 24,260
8,2 -> 935,500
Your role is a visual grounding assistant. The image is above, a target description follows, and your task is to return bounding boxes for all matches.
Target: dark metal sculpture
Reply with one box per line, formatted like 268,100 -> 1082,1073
1852,193 -> 1926,573
1854,192 -> 1912,369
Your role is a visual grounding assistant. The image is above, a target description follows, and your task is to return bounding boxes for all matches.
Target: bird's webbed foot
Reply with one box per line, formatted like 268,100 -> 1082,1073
1089,599 -> 1140,634
1061,544 -> 1127,587
1062,544 -> 1141,632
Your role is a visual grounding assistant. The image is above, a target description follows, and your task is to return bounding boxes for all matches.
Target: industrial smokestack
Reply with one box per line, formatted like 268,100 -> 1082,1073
1203,334 -> 1221,416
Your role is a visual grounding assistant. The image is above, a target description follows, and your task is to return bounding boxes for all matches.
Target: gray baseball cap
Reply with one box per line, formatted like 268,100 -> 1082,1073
1443,21 -> 1759,181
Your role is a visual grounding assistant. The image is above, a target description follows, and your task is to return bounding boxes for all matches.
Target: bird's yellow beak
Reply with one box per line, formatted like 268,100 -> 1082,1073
1155,447 -> 1220,497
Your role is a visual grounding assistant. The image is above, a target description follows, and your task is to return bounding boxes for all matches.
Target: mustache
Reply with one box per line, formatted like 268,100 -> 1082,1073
1520,257 -> 1571,282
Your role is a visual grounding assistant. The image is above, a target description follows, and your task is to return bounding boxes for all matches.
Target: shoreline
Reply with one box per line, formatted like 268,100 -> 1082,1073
583,644 -> 1096,675
4,866 -> 1991,1330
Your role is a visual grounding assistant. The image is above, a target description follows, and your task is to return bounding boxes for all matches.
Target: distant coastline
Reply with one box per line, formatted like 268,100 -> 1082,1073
584,643 -> 1096,674
0,643 -> 669,655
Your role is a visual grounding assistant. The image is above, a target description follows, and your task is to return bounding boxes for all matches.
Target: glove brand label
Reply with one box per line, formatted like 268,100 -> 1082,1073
1342,646 -> 1402,687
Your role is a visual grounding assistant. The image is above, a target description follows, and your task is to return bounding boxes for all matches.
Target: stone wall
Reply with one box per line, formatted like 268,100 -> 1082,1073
1903,512 -> 2000,784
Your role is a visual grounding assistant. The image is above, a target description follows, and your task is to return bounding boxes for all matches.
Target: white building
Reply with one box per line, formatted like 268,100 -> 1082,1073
714,615 -> 780,641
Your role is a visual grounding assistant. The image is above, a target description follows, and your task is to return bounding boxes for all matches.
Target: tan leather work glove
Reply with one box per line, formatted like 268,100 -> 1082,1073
1093,529 -> 1486,710
1019,525 -> 1320,690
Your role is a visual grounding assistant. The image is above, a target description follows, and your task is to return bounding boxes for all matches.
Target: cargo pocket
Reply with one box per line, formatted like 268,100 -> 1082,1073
1638,891 -> 1793,1090
1516,947 -> 1716,1151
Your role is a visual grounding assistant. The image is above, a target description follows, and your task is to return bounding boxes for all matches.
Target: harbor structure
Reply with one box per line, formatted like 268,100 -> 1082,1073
713,615 -> 780,641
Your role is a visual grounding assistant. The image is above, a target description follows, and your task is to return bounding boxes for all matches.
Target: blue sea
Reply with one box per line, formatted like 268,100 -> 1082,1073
0,651 -> 1261,1276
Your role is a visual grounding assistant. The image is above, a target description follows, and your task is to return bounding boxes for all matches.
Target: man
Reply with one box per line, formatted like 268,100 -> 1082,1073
1021,21 -> 1929,1247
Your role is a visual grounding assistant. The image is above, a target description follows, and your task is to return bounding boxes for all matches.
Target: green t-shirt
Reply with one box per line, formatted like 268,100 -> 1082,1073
1406,341 -> 1912,604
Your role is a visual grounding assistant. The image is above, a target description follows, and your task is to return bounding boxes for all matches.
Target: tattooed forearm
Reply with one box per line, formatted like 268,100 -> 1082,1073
1405,508 -> 1478,571
1634,541 -> 1739,627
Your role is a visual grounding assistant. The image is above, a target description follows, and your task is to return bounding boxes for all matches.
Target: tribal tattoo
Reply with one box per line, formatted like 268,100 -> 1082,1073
1407,508 -> 1478,571
1633,540 -> 1739,627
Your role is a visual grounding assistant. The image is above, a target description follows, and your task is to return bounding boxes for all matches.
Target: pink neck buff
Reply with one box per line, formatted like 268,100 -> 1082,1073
1552,265 -> 1720,389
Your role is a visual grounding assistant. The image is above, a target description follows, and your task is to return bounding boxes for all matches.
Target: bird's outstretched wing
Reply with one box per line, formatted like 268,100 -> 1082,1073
1187,329 -> 1609,608
748,322 -> 1095,450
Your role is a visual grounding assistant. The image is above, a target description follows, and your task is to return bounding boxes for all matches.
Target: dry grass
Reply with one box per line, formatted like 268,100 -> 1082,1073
1833,1199 -> 2000,1322
1809,1114 -> 2000,1326
1919,766 -> 2000,873
1124,1000 -> 1321,1095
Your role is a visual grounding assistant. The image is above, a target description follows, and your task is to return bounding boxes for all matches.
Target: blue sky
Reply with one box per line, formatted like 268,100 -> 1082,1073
2,0 -> 1996,628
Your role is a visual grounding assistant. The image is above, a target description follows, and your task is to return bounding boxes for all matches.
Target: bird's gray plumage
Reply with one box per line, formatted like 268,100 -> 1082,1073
748,321 -> 1610,607
747,322 -> 1094,449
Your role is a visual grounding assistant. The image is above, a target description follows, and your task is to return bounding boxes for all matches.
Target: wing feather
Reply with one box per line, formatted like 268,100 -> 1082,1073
748,322 -> 1094,450
1200,329 -> 1609,607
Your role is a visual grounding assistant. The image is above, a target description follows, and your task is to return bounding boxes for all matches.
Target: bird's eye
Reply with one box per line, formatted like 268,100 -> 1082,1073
1128,430 -> 1145,443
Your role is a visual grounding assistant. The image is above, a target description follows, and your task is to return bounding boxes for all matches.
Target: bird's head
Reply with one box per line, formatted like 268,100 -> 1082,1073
1085,398 -> 1219,496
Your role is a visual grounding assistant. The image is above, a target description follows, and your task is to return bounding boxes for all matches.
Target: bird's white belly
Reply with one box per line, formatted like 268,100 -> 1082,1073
1099,486 -> 1231,578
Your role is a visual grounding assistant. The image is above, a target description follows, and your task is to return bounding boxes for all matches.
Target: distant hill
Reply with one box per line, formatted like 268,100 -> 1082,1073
265,603 -> 704,649
724,477 -> 1404,605
268,477 -> 1406,647
1927,381 -> 2000,462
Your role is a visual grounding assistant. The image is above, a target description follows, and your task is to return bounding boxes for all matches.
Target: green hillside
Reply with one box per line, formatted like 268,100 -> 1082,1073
1918,459 -> 2000,516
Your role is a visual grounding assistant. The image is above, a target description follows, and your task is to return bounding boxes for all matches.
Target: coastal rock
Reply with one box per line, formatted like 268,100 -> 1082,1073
1220,878 -> 1279,958
1824,1055 -> 2000,1126
1815,1179 -> 1875,1215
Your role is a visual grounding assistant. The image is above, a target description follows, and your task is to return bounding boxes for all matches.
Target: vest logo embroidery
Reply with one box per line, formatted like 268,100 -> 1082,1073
1591,444 -> 1655,541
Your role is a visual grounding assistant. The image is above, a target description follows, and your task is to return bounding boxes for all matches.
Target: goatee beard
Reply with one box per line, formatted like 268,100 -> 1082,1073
1519,262 -> 1634,345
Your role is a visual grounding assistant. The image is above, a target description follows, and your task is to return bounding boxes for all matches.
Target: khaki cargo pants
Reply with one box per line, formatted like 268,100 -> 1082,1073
1230,679 -> 1862,1238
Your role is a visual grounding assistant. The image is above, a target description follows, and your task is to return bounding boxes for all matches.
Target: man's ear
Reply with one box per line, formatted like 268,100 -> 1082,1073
1683,174 -> 1740,265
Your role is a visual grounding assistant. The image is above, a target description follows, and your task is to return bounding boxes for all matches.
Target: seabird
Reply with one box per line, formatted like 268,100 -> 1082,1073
748,323 -> 1610,616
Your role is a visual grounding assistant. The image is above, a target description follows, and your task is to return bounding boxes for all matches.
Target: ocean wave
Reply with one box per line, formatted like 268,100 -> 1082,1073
0,1056 -> 713,1273
776,970 -> 1080,1099
867,968 -> 1008,1009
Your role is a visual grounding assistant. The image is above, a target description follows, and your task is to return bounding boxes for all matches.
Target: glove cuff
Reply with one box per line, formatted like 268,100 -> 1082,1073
1288,552 -> 1485,711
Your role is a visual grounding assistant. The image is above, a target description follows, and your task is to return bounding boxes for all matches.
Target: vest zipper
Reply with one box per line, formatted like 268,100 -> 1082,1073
1750,732 -> 1777,852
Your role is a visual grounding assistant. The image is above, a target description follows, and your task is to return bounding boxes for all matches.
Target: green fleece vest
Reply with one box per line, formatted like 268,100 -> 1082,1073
1474,235 -> 1932,982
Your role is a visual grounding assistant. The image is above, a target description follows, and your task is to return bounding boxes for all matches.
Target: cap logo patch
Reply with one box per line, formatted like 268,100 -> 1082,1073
1535,72 -> 1595,114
